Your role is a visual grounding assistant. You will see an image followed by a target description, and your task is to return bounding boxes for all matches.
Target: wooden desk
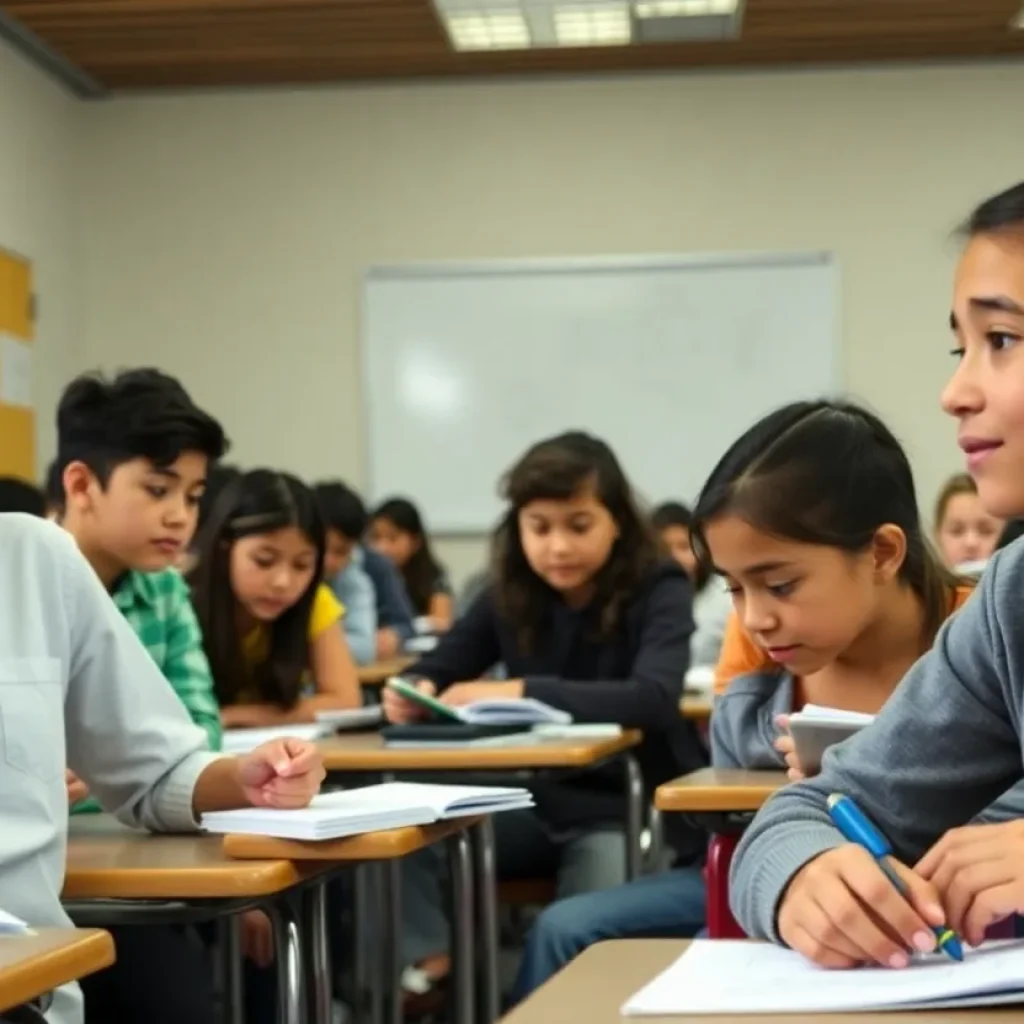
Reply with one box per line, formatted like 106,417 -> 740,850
655,768 -> 787,813
500,939 -> 1021,1024
0,929 -> 115,1013
358,657 -> 415,686
680,694 -> 712,722
318,730 -> 641,772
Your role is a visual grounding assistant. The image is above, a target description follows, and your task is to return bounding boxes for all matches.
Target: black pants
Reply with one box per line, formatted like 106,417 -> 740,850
80,925 -> 218,1024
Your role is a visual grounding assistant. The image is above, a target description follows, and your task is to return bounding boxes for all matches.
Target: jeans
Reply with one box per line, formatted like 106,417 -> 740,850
402,807 -> 626,965
509,866 -> 706,1004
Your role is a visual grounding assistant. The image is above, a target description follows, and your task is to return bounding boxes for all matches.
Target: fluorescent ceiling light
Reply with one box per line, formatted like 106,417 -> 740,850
554,4 -> 631,46
635,0 -> 737,15
444,10 -> 531,50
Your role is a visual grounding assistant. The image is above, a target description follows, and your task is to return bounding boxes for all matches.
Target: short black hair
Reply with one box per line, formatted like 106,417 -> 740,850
651,501 -> 693,533
198,462 -> 242,533
960,181 -> 1024,236
0,476 -> 45,516
314,481 -> 368,540
43,458 -> 63,512
56,368 -> 228,490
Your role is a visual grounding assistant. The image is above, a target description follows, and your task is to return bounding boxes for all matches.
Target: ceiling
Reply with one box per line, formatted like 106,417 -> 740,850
1,0 -> 1022,97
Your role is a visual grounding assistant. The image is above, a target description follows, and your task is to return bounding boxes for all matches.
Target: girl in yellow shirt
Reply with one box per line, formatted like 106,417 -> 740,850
190,468 -> 361,726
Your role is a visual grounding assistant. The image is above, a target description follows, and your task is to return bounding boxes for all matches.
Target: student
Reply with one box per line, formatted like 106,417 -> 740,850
933,471 -> 1002,570
0,475 -> 45,516
383,431 -> 706,998
313,481 -> 380,664
190,469 -> 361,726
651,501 -> 732,667
176,461 -> 243,574
729,179 -> 1024,967
0,512 -> 323,1024
369,497 -> 454,632
509,401 -> 973,1002
313,479 -> 417,659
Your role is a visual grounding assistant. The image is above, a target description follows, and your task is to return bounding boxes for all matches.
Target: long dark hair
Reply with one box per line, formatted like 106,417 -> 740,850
370,497 -> 444,616
690,400 -> 963,647
651,500 -> 710,593
190,469 -> 325,709
493,430 -> 660,654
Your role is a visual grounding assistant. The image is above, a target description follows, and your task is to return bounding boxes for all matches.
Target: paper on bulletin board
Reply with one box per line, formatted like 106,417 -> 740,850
0,332 -> 32,407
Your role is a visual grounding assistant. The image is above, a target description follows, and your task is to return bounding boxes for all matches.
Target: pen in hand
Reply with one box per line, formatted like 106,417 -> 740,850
827,793 -> 964,963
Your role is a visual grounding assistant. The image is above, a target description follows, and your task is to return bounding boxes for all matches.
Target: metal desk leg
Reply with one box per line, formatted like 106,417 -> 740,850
623,751 -> 645,881
470,818 -> 500,1024
352,864 -> 372,1024
446,830 -> 475,1024
366,866 -> 385,1024
380,859 -> 402,1024
304,882 -> 332,1024
274,902 -> 306,1024
218,915 -> 245,1024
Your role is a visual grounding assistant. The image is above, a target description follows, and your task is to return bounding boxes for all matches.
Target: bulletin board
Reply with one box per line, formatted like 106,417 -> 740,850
0,249 -> 35,480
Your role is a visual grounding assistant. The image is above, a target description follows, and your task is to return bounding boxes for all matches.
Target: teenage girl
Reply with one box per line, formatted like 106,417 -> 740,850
932,470 -> 1002,571
190,468 -> 361,727
383,431 -> 706,1002
511,400 -> 973,1002
368,497 -> 454,632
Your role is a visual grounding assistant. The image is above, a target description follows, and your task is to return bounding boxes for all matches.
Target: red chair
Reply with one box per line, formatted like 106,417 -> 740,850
705,832 -> 746,938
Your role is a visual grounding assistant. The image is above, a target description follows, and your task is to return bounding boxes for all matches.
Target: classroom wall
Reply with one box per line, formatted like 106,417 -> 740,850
0,37 -> 81,473
76,62 -> 1024,587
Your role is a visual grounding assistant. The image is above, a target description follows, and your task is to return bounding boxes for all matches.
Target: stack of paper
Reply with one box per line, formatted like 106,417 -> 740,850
313,706 -> 383,730
786,703 -> 875,773
622,940 -> 1024,1015
0,908 -> 29,935
201,781 -> 534,841
221,723 -> 335,754
790,703 -> 875,727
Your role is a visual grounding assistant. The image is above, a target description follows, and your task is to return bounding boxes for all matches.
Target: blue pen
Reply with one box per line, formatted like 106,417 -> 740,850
827,793 -> 963,962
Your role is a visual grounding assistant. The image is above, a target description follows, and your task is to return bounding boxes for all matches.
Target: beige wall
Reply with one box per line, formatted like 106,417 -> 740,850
76,62 -> 1024,587
0,37 -> 80,473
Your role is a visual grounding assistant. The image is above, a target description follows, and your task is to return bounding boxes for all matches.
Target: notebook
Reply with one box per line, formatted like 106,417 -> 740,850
221,722 -> 335,754
786,703 -> 875,774
387,676 -> 571,726
622,939 -> 1024,1015
201,781 -> 534,840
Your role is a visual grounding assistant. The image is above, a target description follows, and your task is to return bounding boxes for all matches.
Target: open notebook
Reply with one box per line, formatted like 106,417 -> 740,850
387,677 -> 571,726
201,781 -> 534,841
622,939 -> 1024,1015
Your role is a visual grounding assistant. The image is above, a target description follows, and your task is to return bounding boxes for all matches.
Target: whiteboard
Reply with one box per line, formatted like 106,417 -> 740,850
362,253 -> 838,532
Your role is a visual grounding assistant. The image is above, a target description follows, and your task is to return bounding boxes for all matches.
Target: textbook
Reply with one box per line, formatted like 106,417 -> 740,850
786,703 -> 874,774
622,939 -> 1024,1015
201,781 -> 534,841
387,676 -> 571,726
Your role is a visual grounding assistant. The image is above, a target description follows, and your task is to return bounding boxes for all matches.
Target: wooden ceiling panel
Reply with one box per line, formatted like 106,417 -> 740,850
1,0 -> 1022,94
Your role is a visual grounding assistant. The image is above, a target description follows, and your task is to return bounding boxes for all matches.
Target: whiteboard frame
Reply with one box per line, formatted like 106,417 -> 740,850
360,249 -> 840,534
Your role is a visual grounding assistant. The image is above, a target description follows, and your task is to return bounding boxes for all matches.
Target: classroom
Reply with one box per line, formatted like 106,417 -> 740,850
2,1 -> 1024,1023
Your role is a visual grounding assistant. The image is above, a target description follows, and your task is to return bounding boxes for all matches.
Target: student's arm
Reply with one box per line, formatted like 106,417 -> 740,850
408,589 -> 503,687
368,550 -> 416,640
710,674 -> 792,769
165,573 -> 222,751
427,592 -> 454,633
335,565 -> 378,665
523,573 -> 693,730
729,546 -> 1024,943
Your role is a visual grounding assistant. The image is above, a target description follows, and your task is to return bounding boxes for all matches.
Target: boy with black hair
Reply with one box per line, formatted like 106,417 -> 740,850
0,475 -> 45,516
314,479 -> 416,659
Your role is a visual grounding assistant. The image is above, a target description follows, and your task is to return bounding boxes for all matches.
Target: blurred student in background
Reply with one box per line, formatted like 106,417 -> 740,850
933,471 -> 1002,572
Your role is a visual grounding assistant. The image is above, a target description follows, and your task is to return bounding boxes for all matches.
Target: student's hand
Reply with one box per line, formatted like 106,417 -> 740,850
774,715 -> 806,781
237,739 -> 326,808
777,845 -> 946,969
240,909 -> 275,968
916,821 -> 1024,946
441,680 -> 525,706
376,628 -> 401,659
382,679 -> 435,724
65,769 -> 89,805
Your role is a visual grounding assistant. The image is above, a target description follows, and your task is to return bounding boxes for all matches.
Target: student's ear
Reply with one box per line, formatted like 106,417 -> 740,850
62,461 -> 99,513
870,524 -> 907,582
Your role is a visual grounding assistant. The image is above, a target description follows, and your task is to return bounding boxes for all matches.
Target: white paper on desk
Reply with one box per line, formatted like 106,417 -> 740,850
0,334 -> 31,407
0,907 -> 30,934
621,939 -> 1024,1015
221,722 -> 334,754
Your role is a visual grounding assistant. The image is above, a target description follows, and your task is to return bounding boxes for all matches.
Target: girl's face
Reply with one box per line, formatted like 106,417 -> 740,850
936,491 -> 1002,567
368,517 -> 419,568
230,526 -> 318,624
943,230 -> 1024,518
518,488 -> 619,599
704,514 -> 891,676
660,524 -> 698,580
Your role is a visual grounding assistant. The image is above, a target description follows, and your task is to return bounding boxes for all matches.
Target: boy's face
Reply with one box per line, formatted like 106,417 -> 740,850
943,230 -> 1024,518
64,452 -> 208,574
323,527 -> 354,580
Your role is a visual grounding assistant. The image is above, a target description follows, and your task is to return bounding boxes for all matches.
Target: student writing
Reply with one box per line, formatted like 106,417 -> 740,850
729,179 -> 1024,968
383,431 -> 706,999
190,469 -> 361,726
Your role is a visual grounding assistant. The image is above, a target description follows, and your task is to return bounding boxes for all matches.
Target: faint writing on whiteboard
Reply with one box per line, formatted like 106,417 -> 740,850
0,334 -> 32,407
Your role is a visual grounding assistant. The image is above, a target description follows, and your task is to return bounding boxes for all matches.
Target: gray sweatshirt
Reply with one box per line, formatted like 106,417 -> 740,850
0,515 -> 221,1024
730,540 -> 1024,943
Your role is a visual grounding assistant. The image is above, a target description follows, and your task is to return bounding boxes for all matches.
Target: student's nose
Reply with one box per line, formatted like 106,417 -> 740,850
741,593 -> 777,635
941,349 -> 985,419
548,530 -> 572,556
163,494 -> 189,528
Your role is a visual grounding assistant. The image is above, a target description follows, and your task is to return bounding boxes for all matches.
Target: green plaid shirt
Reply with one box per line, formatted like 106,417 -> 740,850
72,567 -> 222,814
